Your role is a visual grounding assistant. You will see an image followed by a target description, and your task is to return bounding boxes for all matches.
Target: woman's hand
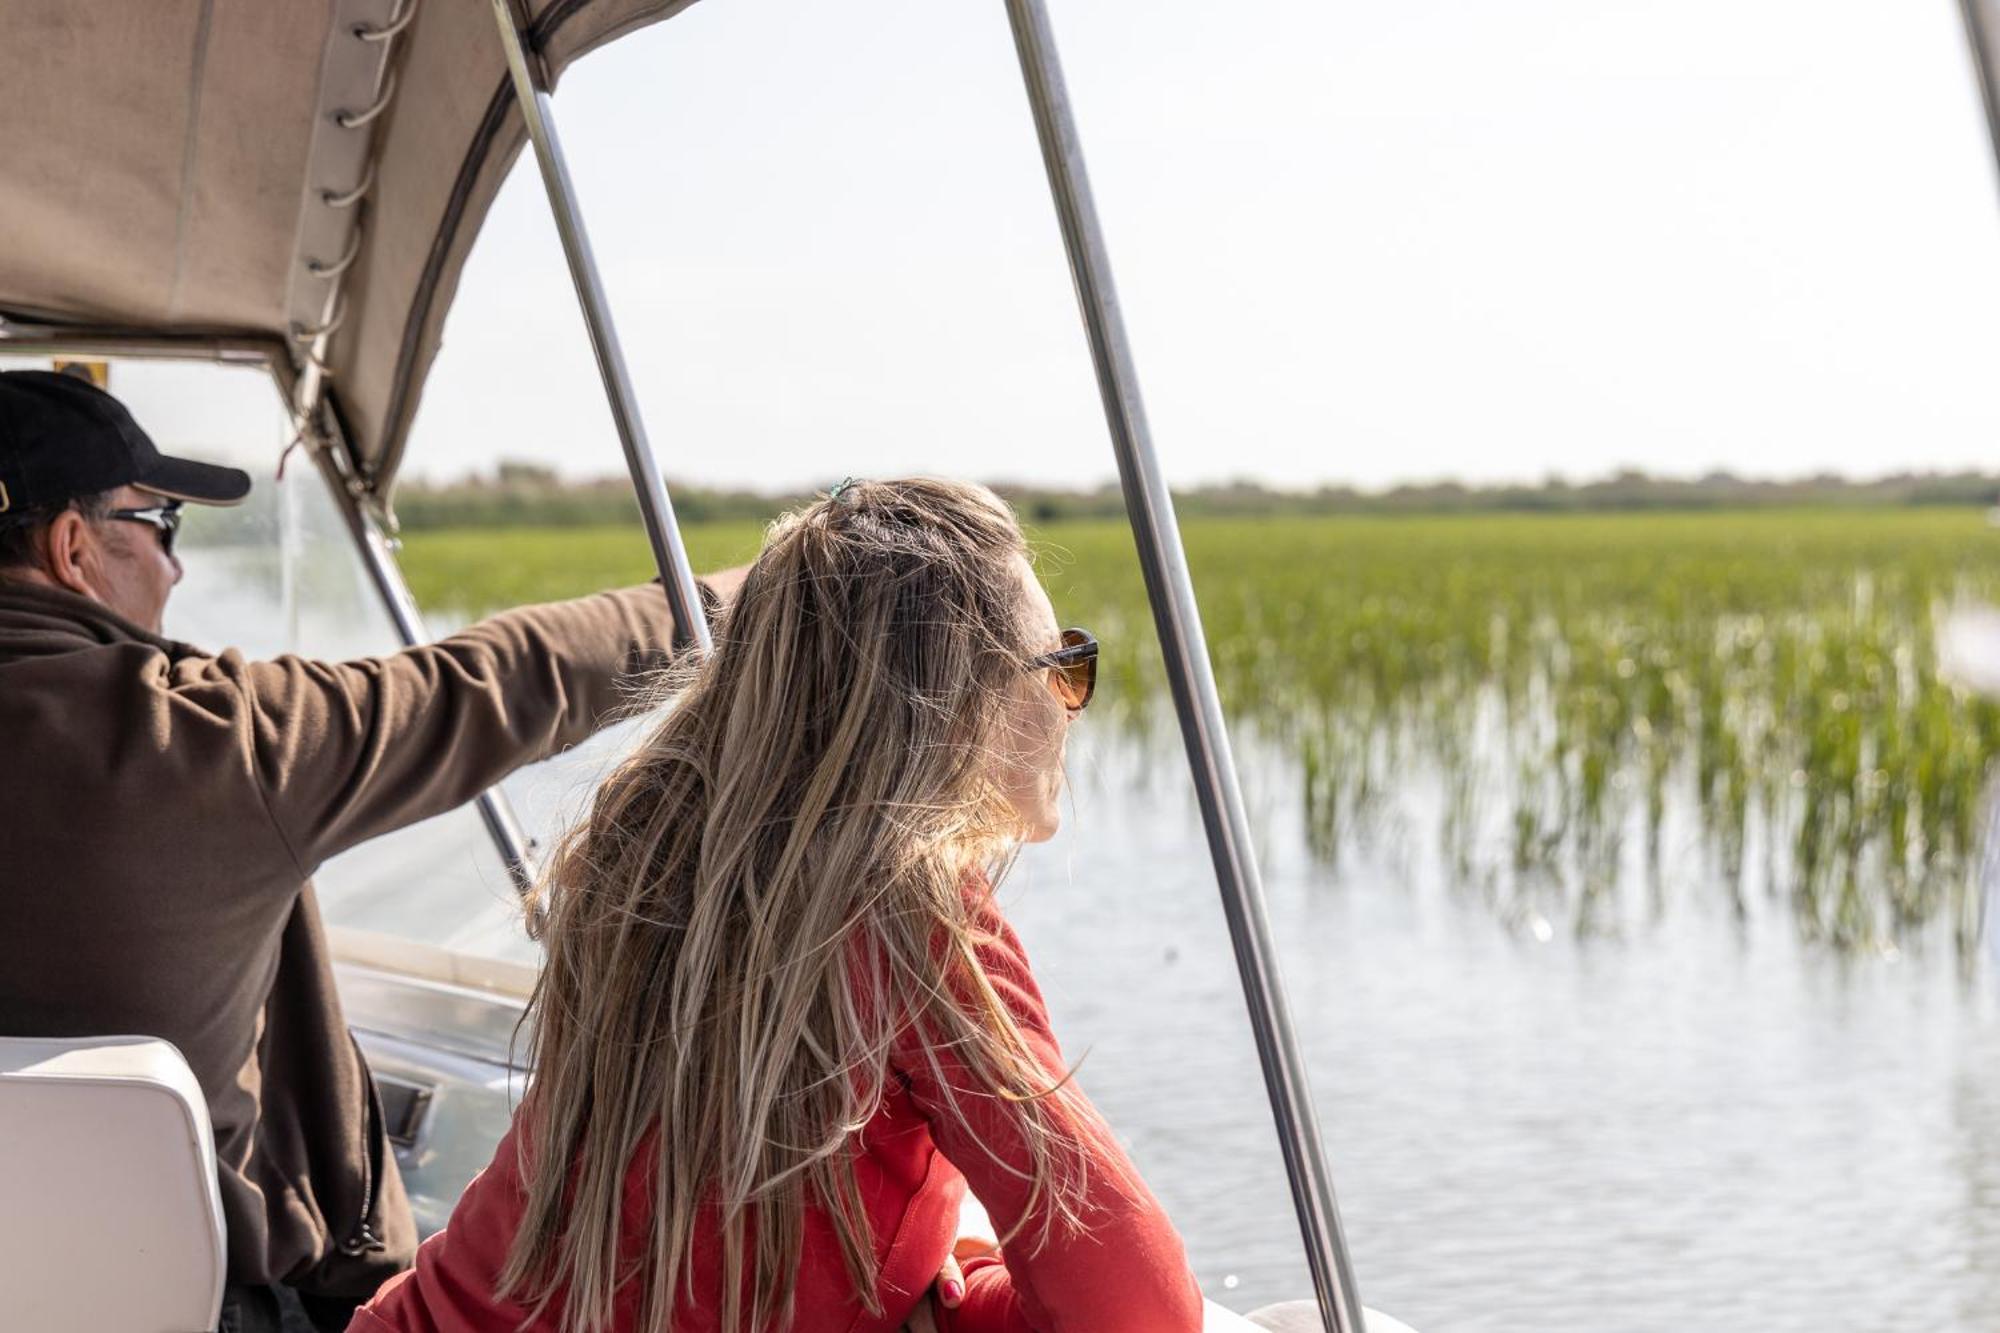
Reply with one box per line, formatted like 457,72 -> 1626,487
935,1250 -> 966,1312
906,1237 -> 1002,1331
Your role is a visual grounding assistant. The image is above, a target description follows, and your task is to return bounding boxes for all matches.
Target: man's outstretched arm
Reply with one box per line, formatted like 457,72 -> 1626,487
232,577 -> 731,874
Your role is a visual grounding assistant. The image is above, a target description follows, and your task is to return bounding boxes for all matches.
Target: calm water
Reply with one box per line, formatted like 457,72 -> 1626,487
177,545 -> 2000,1332
1009,733 -> 2000,1332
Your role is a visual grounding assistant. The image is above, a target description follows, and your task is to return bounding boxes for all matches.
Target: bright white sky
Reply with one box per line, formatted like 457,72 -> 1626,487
395,0 -> 2000,492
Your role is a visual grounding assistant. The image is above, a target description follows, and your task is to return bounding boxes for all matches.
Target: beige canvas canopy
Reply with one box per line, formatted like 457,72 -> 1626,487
0,0 -> 692,497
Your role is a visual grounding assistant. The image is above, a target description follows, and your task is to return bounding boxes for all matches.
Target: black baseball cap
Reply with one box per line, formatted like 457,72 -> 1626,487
0,369 -> 252,516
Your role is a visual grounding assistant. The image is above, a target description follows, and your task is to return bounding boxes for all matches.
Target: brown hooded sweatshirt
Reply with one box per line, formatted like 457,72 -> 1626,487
0,579 -> 681,1300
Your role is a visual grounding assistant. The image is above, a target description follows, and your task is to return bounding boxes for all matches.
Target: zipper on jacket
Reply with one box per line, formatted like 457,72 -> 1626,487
340,1038 -> 388,1257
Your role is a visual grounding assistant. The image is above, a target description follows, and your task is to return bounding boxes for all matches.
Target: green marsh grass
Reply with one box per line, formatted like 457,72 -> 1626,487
400,509 -> 2000,954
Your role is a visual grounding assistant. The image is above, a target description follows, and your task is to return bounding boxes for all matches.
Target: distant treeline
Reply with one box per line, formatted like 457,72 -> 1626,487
391,462 -> 2000,530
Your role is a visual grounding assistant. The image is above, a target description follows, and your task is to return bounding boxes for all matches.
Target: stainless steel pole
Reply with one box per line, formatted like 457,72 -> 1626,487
1959,0 -> 2000,966
1960,0 -> 2000,199
487,0 -> 711,655
999,4 -> 1365,1331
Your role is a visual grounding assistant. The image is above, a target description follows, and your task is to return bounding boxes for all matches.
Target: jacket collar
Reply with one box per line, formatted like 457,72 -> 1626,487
0,578 -> 192,659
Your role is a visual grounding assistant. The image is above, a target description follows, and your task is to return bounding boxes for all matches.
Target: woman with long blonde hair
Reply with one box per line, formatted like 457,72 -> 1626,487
350,479 -> 1204,1333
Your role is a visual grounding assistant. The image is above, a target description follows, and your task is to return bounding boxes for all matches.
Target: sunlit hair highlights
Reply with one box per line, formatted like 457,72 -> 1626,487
499,478 -> 1094,1332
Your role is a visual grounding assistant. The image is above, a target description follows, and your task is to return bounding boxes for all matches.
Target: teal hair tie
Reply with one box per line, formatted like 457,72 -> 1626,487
828,476 -> 862,503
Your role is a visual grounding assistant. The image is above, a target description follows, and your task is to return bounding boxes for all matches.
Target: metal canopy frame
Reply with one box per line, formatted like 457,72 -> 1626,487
997,7 -> 1363,1329
489,0 -> 713,658
1961,0 -> 2000,201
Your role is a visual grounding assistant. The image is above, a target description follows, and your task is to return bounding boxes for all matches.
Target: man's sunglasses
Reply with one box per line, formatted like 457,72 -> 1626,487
108,502 -> 184,557
1025,628 -> 1098,712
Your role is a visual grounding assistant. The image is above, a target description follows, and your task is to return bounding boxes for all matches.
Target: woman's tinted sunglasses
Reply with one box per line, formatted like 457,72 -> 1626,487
108,501 -> 183,557
1026,628 -> 1098,712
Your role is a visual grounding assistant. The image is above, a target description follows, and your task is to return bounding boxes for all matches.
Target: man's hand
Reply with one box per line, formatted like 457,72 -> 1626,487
701,563 -> 749,609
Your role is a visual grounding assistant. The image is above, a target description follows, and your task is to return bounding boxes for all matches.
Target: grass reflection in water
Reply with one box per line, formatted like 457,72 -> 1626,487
399,508 -> 2000,955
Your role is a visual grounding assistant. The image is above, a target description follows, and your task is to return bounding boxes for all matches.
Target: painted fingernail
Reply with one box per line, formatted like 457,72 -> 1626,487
942,1278 -> 965,1306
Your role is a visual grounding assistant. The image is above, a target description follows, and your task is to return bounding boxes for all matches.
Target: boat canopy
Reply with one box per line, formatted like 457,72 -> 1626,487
0,0 -> 694,498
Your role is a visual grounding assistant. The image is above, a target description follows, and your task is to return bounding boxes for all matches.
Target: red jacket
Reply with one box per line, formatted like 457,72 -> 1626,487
349,888 -> 1203,1333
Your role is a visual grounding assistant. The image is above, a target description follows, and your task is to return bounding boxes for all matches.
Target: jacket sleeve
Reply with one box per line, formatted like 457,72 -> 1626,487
235,583 -> 681,871
895,889 -> 1204,1333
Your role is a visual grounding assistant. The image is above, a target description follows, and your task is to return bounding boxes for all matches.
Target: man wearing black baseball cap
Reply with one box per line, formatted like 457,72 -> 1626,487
0,369 -> 251,632
0,369 -> 737,1331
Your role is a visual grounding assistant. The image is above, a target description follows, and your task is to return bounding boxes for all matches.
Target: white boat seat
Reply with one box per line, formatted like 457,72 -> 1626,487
0,1035 -> 226,1333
